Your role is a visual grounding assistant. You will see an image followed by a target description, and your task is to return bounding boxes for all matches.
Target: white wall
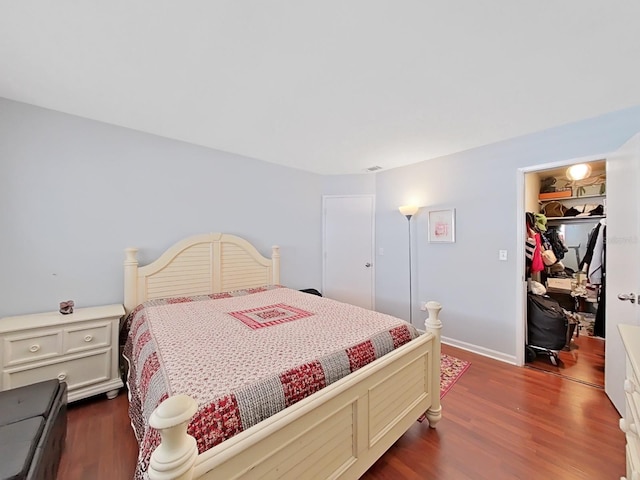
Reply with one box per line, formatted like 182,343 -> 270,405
3,95 -> 640,363
321,173 -> 376,196
0,98 -> 324,317
374,105 -> 640,360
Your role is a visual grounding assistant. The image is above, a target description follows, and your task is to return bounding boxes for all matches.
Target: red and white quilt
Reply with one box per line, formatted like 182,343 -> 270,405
124,285 -> 420,479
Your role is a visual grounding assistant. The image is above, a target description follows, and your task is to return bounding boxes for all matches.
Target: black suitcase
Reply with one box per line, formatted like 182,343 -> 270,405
527,293 -> 569,361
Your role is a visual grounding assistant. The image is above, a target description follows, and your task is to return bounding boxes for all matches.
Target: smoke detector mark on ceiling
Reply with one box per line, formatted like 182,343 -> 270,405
365,166 -> 383,172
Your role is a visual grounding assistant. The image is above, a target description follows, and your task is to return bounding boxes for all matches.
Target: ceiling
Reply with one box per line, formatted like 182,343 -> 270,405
1,2 -> 639,175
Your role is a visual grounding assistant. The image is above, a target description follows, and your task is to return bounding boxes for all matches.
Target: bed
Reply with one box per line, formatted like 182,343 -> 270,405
123,233 -> 443,480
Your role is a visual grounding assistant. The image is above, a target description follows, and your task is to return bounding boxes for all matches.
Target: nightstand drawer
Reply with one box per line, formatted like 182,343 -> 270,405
4,349 -> 111,392
64,322 -> 111,354
3,330 -> 63,367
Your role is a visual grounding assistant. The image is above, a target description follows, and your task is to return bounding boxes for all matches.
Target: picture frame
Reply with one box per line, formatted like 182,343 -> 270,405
428,208 -> 456,243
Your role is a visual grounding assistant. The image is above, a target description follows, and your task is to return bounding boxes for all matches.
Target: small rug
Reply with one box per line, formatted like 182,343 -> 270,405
440,353 -> 471,398
417,353 -> 470,422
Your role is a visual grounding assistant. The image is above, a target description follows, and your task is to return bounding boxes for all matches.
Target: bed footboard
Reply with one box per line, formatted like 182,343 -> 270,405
147,302 -> 443,480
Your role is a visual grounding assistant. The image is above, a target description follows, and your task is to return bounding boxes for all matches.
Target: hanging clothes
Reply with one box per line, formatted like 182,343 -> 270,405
588,219 -> 606,285
579,222 -> 600,271
581,219 -> 606,285
525,212 -> 545,274
579,219 -> 606,337
544,226 -> 569,261
595,282 -> 606,338
531,232 -> 545,273
593,220 -> 606,337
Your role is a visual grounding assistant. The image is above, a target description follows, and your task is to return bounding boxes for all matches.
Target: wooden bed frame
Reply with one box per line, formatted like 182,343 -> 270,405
123,233 -> 442,480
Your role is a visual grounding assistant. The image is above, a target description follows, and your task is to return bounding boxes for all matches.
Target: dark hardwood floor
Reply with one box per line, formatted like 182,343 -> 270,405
57,344 -> 625,480
526,331 -> 605,387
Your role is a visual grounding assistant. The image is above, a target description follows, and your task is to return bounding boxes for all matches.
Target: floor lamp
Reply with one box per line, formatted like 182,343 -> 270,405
399,205 -> 419,324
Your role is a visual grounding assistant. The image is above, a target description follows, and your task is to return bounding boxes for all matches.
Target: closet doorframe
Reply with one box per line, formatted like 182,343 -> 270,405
516,153 -> 608,366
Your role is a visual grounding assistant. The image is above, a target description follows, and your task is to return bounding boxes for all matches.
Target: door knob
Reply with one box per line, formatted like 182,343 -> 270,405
617,293 -> 636,304
365,262 -> 372,268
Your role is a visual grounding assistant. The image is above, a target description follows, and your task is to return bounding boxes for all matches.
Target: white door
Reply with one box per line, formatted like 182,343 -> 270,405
322,195 -> 375,309
605,132 -> 640,414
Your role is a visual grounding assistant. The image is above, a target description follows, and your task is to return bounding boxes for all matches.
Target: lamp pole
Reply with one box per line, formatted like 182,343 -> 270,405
399,205 -> 419,325
406,216 -> 413,324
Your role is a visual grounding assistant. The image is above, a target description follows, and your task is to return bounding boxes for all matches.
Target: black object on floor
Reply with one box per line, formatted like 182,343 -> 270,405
526,293 -> 571,366
299,288 -> 322,297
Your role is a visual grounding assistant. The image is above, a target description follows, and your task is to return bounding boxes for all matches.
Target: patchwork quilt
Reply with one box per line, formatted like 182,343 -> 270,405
124,285 -> 420,479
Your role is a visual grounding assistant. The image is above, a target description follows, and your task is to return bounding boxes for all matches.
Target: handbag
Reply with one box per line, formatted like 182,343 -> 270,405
542,201 -> 567,218
541,249 -> 557,266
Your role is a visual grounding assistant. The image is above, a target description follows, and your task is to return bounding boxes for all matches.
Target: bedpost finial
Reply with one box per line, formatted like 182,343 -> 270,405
124,247 -> 139,265
148,395 -> 198,480
150,394 -> 198,429
424,301 -> 442,331
271,245 -> 281,286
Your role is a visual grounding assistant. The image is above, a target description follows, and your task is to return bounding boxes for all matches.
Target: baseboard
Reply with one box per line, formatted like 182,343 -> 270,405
441,336 -> 517,365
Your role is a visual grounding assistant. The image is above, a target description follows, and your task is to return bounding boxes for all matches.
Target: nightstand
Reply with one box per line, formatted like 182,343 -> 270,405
0,304 -> 125,402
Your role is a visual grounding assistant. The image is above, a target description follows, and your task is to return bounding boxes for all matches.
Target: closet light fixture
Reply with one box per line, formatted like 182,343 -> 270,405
566,163 -> 592,181
398,205 -> 419,325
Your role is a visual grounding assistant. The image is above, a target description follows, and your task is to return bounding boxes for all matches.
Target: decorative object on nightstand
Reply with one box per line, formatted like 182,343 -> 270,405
0,304 -> 125,402
59,300 -> 74,315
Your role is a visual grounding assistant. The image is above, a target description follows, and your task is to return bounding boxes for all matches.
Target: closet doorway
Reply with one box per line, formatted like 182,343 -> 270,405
523,160 -> 606,388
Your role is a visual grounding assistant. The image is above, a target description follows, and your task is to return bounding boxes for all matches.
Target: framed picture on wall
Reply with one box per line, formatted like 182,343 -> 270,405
428,208 -> 456,243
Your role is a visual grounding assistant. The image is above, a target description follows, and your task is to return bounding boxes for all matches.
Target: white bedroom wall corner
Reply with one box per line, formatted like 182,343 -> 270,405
441,336 -> 517,365
374,106 -> 640,361
0,98 -> 324,317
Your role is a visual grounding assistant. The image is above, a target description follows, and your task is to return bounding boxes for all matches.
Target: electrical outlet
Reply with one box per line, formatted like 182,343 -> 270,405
420,301 -> 428,311
499,250 -> 508,261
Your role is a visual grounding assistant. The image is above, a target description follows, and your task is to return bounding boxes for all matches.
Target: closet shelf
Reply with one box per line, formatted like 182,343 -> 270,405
546,215 -> 606,224
539,193 -> 605,203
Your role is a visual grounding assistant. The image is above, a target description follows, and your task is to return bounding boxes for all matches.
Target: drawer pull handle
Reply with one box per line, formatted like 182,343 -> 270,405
625,379 -> 637,394
29,344 -> 40,353
84,334 -> 93,342
57,373 -> 67,382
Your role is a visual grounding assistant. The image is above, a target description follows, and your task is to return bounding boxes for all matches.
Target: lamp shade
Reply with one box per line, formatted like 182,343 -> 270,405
566,163 -> 592,181
399,205 -> 419,217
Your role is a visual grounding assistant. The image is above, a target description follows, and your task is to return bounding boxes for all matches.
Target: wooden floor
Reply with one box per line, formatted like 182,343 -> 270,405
525,333 -> 605,387
57,344 -> 625,480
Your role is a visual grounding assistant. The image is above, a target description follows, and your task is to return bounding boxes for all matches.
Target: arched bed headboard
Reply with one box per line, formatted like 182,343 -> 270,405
124,233 -> 280,313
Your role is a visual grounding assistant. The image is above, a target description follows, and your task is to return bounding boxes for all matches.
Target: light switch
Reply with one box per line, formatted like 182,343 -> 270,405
499,250 -> 508,261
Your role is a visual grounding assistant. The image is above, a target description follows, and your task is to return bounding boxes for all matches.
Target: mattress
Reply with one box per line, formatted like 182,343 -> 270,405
124,285 -> 420,479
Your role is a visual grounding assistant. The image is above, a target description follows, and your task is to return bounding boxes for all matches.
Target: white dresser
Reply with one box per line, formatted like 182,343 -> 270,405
0,304 -> 124,402
619,324 -> 640,480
